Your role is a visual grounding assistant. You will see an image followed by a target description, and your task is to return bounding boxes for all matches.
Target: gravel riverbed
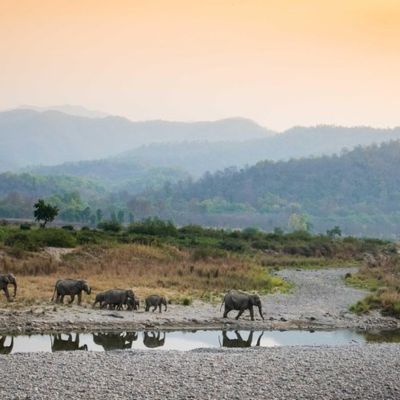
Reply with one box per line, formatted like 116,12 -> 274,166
0,344 -> 399,399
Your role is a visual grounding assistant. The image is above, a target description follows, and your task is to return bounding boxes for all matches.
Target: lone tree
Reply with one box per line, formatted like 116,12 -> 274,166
34,199 -> 59,228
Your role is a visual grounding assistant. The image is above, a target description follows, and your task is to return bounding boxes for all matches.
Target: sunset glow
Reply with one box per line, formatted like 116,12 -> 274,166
1,0 -> 399,129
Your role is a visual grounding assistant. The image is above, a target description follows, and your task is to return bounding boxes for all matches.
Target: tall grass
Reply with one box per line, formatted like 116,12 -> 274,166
0,243 -> 289,306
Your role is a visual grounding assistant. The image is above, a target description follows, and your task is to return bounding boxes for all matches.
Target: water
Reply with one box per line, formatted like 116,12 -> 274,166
1,329 -> 399,354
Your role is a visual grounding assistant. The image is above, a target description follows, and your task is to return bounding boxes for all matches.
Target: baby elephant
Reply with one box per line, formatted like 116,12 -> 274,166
0,273 -> 17,301
145,295 -> 167,313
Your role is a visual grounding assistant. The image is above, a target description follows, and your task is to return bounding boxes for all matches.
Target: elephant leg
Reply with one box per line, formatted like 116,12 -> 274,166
152,306 -> 157,312
249,306 -> 254,321
235,309 -> 245,320
69,295 -> 75,304
3,287 -> 10,301
77,292 -> 82,305
223,306 -> 231,319
159,304 -> 162,313
60,295 -> 65,304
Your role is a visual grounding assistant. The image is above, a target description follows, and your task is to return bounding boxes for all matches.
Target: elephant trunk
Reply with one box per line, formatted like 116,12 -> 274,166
12,281 -> 17,297
164,301 -> 167,311
258,305 -> 264,320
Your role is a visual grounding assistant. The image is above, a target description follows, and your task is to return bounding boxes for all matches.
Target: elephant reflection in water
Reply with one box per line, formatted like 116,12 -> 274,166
51,333 -> 88,352
143,331 -> 166,348
93,332 -> 138,351
0,336 -> 14,354
221,330 -> 263,348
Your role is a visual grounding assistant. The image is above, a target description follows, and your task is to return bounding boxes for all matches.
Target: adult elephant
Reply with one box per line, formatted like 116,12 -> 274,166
0,273 -> 17,301
93,289 -> 135,310
51,279 -> 91,305
145,295 -> 167,313
221,290 -> 264,321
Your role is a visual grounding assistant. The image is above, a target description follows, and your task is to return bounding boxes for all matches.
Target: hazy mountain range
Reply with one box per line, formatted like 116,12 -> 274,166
0,109 -> 270,171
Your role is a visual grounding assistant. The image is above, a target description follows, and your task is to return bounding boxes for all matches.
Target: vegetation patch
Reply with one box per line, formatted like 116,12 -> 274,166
347,253 -> 400,318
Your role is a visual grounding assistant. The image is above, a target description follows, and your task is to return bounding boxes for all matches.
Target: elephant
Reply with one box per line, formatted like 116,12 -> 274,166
0,336 -> 14,354
93,332 -> 138,351
51,279 -> 91,305
221,330 -> 263,348
145,295 -> 167,313
118,296 -> 139,311
93,289 -> 135,310
143,331 -> 166,348
0,273 -> 17,301
51,333 -> 88,352
221,290 -> 264,321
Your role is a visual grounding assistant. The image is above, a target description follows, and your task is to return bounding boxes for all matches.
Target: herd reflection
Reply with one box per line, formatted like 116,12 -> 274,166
0,330 -> 267,353
3,329 -> 399,353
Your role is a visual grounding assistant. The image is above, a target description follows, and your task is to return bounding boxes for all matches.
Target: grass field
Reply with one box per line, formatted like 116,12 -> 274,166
0,220 -> 395,308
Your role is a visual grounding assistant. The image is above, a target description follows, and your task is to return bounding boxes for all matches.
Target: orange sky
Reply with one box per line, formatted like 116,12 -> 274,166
0,0 -> 399,130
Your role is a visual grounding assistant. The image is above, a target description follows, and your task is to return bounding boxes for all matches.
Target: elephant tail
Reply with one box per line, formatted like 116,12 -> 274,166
219,294 -> 226,311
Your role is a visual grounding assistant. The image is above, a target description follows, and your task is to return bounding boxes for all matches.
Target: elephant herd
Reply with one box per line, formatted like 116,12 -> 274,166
1,274 -> 265,321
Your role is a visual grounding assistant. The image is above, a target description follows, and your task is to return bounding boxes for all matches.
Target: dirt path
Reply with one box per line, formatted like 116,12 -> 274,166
0,268 -> 398,334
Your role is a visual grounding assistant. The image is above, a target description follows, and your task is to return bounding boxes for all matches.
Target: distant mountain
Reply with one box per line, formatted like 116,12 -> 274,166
129,141 -> 400,237
117,125 -> 400,176
17,104 -> 109,119
0,109 -> 271,171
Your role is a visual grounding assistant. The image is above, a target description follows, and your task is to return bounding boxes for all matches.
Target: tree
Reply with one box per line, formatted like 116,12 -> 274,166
117,210 -> 125,224
327,226 -> 342,238
33,199 -> 59,228
96,209 -> 103,224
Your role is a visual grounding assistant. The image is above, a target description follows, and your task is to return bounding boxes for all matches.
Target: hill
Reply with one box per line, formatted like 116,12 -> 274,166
0,109 -> 270,171
29,158 -> 188,193
129,141 -> 400,237
116,125 -> 400,176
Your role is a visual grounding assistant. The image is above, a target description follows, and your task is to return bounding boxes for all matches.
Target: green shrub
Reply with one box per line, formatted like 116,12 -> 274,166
98,220 -> 122,232
33,228 -> 76,248
5,232 -> 39,251
20,223 -> 32,230
128,218 -> 178,237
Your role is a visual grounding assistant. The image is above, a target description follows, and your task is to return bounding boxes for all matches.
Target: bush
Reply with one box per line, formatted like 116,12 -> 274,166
62,225 -> 75,231
20,223 -> 32,230
98,220 -> 122,232
5,232 -> 39,251
5,229 -> 76,250
219,238 -> 248,252
128,218 -> 178,237
33,228 -> 77,248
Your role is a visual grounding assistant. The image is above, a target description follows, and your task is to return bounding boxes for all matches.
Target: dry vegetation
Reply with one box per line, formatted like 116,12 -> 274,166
0,243 -> 287,307
347,253 -> 400,317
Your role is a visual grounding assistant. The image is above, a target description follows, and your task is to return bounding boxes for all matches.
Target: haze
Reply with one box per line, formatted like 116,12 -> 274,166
1,0 -> 400,130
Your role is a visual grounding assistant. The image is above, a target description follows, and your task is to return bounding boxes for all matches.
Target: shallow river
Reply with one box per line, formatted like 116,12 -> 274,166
1,329 -> 399,353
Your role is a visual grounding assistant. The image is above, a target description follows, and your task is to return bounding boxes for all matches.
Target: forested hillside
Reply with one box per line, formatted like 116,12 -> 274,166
29,159 -> 188,193
118,125 -> 400,176
128,141 -> 400,237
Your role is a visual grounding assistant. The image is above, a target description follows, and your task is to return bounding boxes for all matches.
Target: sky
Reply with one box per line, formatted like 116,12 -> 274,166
0,0 -> 399,131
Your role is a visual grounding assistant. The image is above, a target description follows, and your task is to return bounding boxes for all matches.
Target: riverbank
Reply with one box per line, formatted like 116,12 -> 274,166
0,268 -> 398,334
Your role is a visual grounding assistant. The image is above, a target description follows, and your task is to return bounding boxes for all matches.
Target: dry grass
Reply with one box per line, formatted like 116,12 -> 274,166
348,253 -> 400,317
0,243 -> 288,307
